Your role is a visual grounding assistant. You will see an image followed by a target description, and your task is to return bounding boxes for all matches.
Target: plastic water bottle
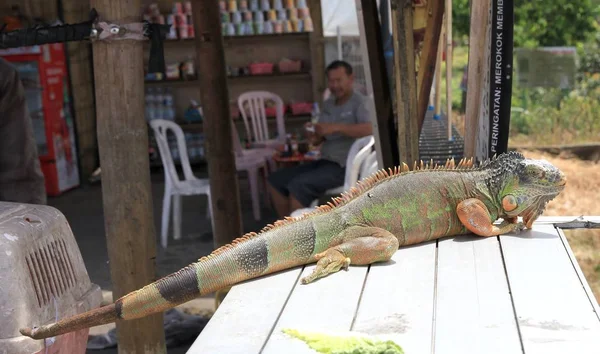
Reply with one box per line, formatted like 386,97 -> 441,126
163,88 -> 176,121
306,102 -> 320,133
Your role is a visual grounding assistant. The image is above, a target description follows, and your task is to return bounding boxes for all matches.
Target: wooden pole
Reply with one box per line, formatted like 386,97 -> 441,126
416,0 -> 445,132
89,0 -> 166,353
308,0 -> 325,106
356,0 -> 399,169
445,0 -> 453,140
464,0 -> 491,158
190,0 -> 243,249
391,0 -> 419,166
434,19 -> 443,118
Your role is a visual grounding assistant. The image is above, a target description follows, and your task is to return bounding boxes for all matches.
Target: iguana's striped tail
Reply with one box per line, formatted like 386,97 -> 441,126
19,216 -> 323,340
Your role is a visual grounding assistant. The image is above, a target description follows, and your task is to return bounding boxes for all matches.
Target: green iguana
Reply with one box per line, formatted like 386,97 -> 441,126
20,151 -> 566,340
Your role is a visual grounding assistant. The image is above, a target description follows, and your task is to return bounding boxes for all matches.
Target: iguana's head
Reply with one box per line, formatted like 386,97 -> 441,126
486,152 -> 566,228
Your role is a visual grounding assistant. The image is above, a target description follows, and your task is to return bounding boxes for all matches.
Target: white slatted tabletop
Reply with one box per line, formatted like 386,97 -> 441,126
188,216 -> 600,354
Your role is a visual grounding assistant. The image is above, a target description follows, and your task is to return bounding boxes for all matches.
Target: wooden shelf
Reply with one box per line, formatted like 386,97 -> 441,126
144,72 -> 311,88
149,32 -> 311,46
175,114 -> 311,132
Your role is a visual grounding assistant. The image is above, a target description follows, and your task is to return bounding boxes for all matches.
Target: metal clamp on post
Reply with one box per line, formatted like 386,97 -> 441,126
89,11 -> 170,74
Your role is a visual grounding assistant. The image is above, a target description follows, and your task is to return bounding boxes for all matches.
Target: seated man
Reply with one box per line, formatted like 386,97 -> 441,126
267,60 -> 372,218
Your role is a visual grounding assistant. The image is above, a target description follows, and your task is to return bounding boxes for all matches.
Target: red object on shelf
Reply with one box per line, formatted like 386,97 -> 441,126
0,44 -> 80,197
289,102 -> 312,115
248,62 -> 274,75
278,59 -> 302,73
264,107 -> 277,117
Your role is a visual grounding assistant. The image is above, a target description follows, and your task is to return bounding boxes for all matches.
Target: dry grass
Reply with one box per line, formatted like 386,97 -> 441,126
518,149 -> 600,303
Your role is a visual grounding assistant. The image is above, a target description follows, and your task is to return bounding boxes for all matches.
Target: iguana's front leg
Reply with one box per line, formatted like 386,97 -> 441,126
301,226 -> 399,284
457,198 -> 525,237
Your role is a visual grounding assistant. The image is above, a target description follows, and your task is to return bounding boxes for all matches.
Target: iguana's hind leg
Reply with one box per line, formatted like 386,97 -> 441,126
457,198 -> 525,237
301,226 -> 399,284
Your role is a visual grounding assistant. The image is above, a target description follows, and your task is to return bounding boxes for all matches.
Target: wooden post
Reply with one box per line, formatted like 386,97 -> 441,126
391,0 -> 419,165
464,0 -> 491,158
190,0 -> 243,249
416,0 -> 445,132
356,0 -> 399,169
445,0 -> 453,140
90,0 -> 166,353
308,0 -> 326,105
434,19 -> 443,118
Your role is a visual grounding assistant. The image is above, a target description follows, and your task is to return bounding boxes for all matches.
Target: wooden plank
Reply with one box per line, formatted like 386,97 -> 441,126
187,267 -> 303,354
89,0 -> 166,352
534,216 -> 600,222
416,0 -> 445,133
61,0 -> 97,179
352,241 -> 437,354
261,262 -> 369,353
434,235 -> 522,354
391,0 -> 420,165
190,0 -> 243,248
500,225 -> 600,353
356,0 -> 399,169
556,227 -> 600,322
308,0 -> 325,105
463,0 -> 491,158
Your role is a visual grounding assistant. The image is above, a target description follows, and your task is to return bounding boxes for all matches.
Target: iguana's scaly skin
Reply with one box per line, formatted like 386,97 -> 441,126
20,151 -> 566,339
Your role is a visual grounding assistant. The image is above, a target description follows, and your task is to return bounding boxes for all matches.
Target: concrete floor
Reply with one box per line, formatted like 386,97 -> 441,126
46,164 -> 280,353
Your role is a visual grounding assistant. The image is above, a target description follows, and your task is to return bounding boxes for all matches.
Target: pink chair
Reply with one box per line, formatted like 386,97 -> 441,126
231,122 -> 271,220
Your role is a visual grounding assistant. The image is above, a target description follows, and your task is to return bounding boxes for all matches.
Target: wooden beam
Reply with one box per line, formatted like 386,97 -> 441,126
89,0 -> 166,353
356,0 -> 399,169
60,0 -> 97,179
391,0 -> 419,165
308,0 -> 325,105
464,0 -> 491,158
434,17 -> 444,118
190,0 -> 243,249
416,0 -> 445,133
445,0 -> 453,140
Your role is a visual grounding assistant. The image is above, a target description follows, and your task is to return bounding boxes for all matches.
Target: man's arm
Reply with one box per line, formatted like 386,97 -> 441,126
316,99 -> 373,138
0,59 -> 47,205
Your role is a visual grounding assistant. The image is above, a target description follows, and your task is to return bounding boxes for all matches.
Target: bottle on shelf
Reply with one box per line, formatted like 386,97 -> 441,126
291,132 -> 298,155
283,133 -> 292,157
163,87 -> 176,121
311,101 -> 320,124
145,88 -> 155,121
154,87 -> 165,121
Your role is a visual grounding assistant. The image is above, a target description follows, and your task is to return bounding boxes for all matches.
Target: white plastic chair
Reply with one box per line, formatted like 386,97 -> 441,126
149,119 -> 213,248
360,149 -> 379,178
231,122 -> 270,220
237,91 -> 286,171
308,135 -> 375,207
289,136 -> 375,218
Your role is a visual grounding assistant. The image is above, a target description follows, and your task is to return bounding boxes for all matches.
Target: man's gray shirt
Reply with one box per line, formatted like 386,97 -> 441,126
319,90 -> 370,167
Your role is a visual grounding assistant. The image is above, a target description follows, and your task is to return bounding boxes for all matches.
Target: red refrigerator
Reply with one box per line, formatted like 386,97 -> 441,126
0,43 -> 80,196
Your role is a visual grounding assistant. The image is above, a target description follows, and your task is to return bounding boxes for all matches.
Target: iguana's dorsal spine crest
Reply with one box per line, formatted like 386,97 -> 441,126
196,153 -> 525,263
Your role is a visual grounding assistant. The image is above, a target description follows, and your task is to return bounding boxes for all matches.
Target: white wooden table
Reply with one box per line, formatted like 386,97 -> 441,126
188,216 -> 600,354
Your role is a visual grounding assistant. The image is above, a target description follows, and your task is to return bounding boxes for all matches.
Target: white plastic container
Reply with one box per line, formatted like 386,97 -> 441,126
0,202 -> 102,354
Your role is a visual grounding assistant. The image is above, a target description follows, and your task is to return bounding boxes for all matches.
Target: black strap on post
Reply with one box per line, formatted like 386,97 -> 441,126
0,8 -> 170,74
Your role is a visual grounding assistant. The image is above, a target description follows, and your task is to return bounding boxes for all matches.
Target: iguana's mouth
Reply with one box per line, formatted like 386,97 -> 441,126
520,193 -> 556,228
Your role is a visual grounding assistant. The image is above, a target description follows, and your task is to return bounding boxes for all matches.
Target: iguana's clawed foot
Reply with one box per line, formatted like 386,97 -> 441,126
301,249 -> 350,284
498,219 -> 526,234
300,226 -> 399,285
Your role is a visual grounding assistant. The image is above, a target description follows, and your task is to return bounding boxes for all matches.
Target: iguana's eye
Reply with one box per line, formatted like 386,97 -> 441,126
502,195 -> 518,212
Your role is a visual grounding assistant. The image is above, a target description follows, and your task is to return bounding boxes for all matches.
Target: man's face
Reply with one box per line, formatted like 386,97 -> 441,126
326,66 -> 354,99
